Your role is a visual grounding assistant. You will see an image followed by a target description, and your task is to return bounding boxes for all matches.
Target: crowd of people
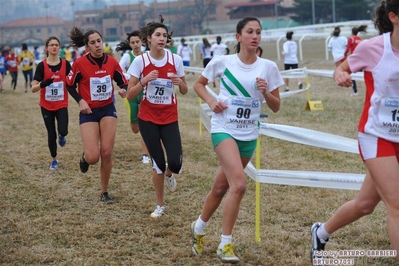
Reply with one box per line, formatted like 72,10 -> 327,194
3,1 -> 399,263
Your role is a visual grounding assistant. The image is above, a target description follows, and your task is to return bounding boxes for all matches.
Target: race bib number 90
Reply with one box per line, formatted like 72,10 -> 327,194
224,96 -> 261,131
90,75 -> 112,101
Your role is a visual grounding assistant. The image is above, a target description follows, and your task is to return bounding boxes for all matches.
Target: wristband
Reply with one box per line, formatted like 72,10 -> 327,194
139,80 -> 145,87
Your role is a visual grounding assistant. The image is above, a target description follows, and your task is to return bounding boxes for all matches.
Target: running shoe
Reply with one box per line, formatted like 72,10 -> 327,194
285,87 -> 289,92
49,160 -> 59,170
311,222 -> 329,266
298,82 -> 303,89
190,221 -> 205,256
142,155 -> 150,164
164,173 -> 177,192
100,192 -> 114,204
150,205 -> 165,218
216,243 -> 239,263
58,133 -> 66,147
79,153 -> 89,173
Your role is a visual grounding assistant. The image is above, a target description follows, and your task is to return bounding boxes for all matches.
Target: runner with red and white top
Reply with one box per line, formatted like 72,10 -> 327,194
5,48 -> 19,91
67,27 -> 128,204
116,30 -> 150,164
344,25 -> 368,96
312,2 -> 399,263
31,36 -> 72,170
126,15 -> 188,219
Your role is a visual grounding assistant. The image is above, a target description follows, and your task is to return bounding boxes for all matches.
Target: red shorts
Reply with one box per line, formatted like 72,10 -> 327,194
358,132 -> 399,161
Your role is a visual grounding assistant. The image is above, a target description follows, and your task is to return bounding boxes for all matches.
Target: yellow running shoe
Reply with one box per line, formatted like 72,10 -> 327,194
190,221 -> 205,255
216,243 -> 239,263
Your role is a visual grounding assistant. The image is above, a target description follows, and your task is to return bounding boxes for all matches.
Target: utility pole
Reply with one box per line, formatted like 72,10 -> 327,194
44,2 -> 49,38
71,0 -> 75,23
312,0 -> 315,24
332,0 -> 336,23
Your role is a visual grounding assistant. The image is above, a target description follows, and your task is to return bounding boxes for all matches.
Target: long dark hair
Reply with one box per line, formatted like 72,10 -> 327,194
373,0 -> 399,34
202,38 -> 211,48
116,30 -> 140,52
139,15 -> 172,46
352,25 -> 367,35
69,27 -> 103,48
234,16 -> 261,53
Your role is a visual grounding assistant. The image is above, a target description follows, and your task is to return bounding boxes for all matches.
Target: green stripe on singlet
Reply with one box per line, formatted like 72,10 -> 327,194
223,68 -> 251,97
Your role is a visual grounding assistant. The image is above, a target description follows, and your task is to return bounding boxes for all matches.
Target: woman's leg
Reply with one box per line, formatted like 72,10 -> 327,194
199,138 -> 250,234
41,107 -> 57,159
365,156 -> 399,260
323,171 -> 381,234
98,116 -> 117,193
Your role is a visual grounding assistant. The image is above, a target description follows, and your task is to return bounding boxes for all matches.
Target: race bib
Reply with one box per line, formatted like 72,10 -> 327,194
224,96 -> 261,132
22,57 -> 30,66
9,60 -> 17,68
378,96 -> 399,134
89,75 -> 112,101
145,78 -> 173,104
45,81 -> 64,101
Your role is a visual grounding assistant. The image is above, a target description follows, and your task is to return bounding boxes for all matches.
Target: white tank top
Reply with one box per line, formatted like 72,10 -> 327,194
361,32 -> 399,142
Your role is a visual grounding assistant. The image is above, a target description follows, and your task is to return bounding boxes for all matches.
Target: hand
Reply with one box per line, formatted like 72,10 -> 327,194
118,89 -> 126,98
40,78 -> 54,88
168,73 -> 180,86
78,99 -> 92,114
143,70 -> 159,84
334,71 -> 352,87
208,100 -> 228,114
255,77 -> 268,93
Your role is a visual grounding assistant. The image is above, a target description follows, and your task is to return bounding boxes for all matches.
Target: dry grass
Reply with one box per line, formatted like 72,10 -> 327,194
0,40 -> 396,265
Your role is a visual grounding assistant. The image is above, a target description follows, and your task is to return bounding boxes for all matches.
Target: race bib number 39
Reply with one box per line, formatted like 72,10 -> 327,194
90,75 -> 113,101
224,96 -> 261,131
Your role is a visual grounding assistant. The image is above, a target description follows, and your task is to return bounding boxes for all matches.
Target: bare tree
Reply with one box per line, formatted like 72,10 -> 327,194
178,0 -> 218,35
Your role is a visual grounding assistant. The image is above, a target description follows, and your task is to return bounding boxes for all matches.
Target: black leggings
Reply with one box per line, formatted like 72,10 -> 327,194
10,71 -> 18,90
138,119 -> 183,174
41,107 -> 69,158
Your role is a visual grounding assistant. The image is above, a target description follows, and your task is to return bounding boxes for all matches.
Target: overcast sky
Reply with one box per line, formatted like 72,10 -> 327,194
0,0 -> 174,24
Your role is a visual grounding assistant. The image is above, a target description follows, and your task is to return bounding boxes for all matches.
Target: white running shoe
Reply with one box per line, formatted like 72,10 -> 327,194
165,173 -> 177,192
142,155 -> 150,164
150,205 -> 165,218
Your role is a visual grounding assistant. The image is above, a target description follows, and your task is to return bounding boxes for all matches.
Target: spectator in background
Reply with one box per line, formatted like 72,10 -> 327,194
210,36 -> 230,57
344,25 -> 368,96
5,48 -> 19,91
33,46 -> 40,64
18,43 -> 35,93
328,26 -> 348,67
167,39 -> 177,54
282,31 -> 302,91
177,38 -> 193,74
0,51 -> 7,93
200,37 -> 215,87
64,45 -> 72,62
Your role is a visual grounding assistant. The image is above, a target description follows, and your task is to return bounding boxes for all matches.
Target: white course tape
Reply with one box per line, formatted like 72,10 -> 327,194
245,162 -> 363,190
259,123 -> 359,154
306,69 -> 364,81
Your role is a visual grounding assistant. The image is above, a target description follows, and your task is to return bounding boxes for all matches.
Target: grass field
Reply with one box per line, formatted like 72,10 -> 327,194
0,39 -> 396,265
